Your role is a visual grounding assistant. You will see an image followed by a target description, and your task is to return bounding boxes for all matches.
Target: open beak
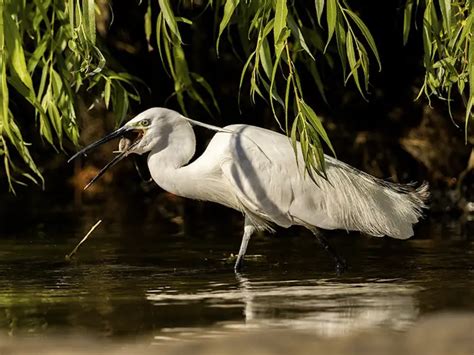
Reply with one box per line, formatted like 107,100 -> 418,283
67,126 -> 130,163
68,125 -> 143,190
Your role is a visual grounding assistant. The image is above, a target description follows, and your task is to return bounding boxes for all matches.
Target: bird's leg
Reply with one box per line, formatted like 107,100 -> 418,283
234,217 -> 255,272
311,229 -> 348,274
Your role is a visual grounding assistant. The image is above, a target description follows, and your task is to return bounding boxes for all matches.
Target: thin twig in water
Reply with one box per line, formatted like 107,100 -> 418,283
65,220 -> 102,261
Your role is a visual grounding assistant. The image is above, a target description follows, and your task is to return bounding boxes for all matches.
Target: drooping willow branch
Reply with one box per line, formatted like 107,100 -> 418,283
404,0 -> 474,140
0,0 -> 142,192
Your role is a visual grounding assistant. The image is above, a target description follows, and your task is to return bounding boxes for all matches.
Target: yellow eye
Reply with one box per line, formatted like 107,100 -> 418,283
141,119 -> 150,127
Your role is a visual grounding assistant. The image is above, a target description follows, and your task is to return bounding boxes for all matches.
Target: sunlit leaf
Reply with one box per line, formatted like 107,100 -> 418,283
315,0 -> 325,26
324,0 -> 337,51
27,36 -> 48,73
284,73 -> 292,131
0,7 -> 9,140
345,33 -> 358,83
259,37 -> 273,79
104,79 -> 111,108
238,51 -> 256,108
274,0 -> 288,45
217,0 -> 240,55
467,34 -> 474,139
343,8 -> 381,71
82,0 -> 96,44
438,0 -> 451,37
4,14 -> 34,91
158,0 -> 182,43
300,100 -> 335,157
145,0 -> 153,50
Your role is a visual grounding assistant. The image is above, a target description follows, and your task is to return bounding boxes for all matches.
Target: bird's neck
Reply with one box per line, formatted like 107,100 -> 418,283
147,120 -> 197,197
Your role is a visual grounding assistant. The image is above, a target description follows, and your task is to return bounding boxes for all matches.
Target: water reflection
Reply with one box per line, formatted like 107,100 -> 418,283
0,194 -> 472,341
147,274 -> 420,340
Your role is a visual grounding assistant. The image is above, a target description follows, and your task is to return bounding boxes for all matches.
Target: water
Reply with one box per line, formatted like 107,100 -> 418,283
0,192 -> 473,343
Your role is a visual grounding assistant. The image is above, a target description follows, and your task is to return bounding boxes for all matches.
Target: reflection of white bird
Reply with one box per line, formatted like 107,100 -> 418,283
69,108 -> 429,272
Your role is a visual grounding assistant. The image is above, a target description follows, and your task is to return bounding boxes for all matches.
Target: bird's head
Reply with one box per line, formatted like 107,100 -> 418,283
68,107 -> 186,189
118,108 -> 184,155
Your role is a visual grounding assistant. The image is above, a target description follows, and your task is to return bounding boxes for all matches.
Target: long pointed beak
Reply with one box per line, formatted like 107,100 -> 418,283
83,149 -> 129,190
67,126 -> 129,163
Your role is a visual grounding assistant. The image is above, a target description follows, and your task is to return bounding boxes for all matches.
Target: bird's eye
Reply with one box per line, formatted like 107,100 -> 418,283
141,119 -> 150,127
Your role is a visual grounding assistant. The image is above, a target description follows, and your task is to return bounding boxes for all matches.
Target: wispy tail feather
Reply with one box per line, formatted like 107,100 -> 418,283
411,181 -> 430,207
324,158 -> 430,239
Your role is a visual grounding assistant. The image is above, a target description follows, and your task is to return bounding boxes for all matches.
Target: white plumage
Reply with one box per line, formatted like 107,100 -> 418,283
71,107 -> 429,272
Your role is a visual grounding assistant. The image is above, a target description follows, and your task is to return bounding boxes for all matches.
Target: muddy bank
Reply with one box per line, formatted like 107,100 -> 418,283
0,313 -> 472,355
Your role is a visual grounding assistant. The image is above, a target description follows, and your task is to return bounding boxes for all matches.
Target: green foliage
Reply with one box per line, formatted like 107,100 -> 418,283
0,0 -> 141,192
223,0 -> 379,177
404,0 -> 474,139
4,0 -> 472,192
151,0 -> 380,178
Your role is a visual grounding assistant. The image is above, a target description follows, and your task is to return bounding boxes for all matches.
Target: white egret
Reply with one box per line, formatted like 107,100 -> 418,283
69,108 -> 429,272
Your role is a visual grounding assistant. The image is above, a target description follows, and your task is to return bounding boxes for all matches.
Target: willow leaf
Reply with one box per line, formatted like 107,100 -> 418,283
104,79 -> 111,108
4,14 -> 34,91
457,13 -> 474,50
300,100 -> 335,157
287,14 -> 315,60
113,85 -> 129,125
173,45 -> 192,86
284,73 -> 292,132
21,172 -> 39,185
259,37 -> 273,79
290,114 -> 300,161
145,0 -> 153,49
466,95 -> 473,142
260,78 -> 284,109
155,12 -> 169,76
300,128 -> 310,169
217,0 -> 240,55
345,32 -> 364,98
422,4 -> 433,65
335,16 -> 347,78
27,36 -> 48,73
324,0 -> 337,51
469,34 -> 474,100
344,8 -> 381,71
48,102 -> 63,144
68,0 -> 75,29
158,0 -> 181,43
274,0 -> 288,45
9,120 -> 44,187
238,51 -> 256,108
316,0 -> 325,26
467,34 -> 474,140
0,10 -> 9,139
403,0 -> 414,45
438,0 -> 451,37
82,0 -> 96,44
270,33 -> 289,117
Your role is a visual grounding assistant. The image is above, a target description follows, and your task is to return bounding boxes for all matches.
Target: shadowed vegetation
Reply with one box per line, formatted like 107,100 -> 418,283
0,0 -> 472,191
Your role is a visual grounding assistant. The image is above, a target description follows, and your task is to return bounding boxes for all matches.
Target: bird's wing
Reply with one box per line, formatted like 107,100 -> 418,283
219,125 -> 296,230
